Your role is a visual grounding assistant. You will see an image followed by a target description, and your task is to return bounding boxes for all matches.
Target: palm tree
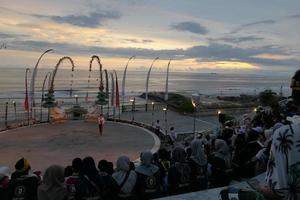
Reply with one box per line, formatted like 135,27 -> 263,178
275,129 -> 294,174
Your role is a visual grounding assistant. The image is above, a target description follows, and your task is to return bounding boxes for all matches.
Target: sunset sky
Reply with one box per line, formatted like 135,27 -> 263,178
0,0 -> 299,73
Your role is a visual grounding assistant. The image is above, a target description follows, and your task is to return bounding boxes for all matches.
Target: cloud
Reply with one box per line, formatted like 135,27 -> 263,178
210,36 -> 264,43
287,14 -> 300,19
230,19 -> 276,34
0,32 -> 27,39
170,21 -> 208,35
7,39 -> 300,69
242,20 -> 276,27
123,38 -> 154,43
34,11 -> 121,28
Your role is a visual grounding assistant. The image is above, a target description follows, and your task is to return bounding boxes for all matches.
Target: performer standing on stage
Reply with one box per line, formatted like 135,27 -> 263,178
98,114 -> 105,136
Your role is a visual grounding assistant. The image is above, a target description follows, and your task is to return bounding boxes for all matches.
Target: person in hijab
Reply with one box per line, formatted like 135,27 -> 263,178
135,152 -> 161,199
38,165 -> 67,200
7,158 -> 39,200
188,139 -> 208,191
168,147 -> 191,195
0,166 -> 11,200
75,156 -> 104,200
112,156 -> 137,200
209,139 -> 231,187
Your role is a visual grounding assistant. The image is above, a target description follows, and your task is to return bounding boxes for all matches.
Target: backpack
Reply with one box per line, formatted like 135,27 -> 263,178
65,175 -> 79,200
8,175 -> 38,200
77,175 -> 101,200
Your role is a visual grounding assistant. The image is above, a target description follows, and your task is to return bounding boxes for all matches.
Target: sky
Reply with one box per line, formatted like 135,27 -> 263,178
0,0 -> 299,74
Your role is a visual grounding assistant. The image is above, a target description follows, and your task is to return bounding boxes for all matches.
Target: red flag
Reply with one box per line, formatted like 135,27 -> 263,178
24,93 -> 29,111
114,71 -> 120,108
24,69 -> 29,111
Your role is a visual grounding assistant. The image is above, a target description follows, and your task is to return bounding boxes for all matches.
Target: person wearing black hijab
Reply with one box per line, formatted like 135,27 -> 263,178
168,147 -> 191,195
75,156 -> 104,200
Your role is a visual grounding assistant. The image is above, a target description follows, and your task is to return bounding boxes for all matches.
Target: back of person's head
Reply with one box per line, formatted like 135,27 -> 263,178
72,158 -> 82,174
152,152 -> 159,164
247,129 -> 260,142
0,166 -> 11,179
291,69 -> 300,107
15,158 -> 31,174
42,165 -> 65,188
129,162 -> 135,171
170,127 -> 174,131
140,151 -> 153,166
64,166 -> 73,177
158,148 -> 169,160
116,156 -> 130,172
172,147 -> 186,163
214,139 -> 230,155
82,156 -> 97,176
98,160 -> 108,172
186,147 -> 192,159
107,162 -> 114,175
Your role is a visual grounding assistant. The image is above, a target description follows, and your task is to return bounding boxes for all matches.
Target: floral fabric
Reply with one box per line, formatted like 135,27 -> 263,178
266,123 -> 300,200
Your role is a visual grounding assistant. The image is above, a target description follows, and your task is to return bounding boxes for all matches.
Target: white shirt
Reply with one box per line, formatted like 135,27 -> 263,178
265,122 -> 300,199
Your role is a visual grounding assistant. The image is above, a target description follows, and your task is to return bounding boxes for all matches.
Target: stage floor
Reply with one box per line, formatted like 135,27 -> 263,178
0,120 -> 159,171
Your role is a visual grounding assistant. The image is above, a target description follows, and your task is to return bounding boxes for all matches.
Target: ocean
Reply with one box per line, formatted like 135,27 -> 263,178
0,67 -> 292,96
0,67 -> 292,109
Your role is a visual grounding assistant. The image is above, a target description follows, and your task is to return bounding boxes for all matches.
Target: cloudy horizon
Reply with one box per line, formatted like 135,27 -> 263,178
0,0 -> 299,74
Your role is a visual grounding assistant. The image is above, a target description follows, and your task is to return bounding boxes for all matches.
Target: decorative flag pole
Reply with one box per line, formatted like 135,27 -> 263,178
40,72 -> 51,122
104,69 -> 109,117
29,49 -> 53,121
92,56 -> 108,114
164,59 -> 172,102
121,56 -> 135,111
110,72 -> 115,120
145,57 -> 159,111
24,68 -> 31,125
113,70 -> 120,120
43,56 -> 75,112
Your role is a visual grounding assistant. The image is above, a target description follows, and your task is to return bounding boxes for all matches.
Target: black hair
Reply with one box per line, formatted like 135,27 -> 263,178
72,157 -> 82,173
98,159 -> 108,172
64,166 -> 73,177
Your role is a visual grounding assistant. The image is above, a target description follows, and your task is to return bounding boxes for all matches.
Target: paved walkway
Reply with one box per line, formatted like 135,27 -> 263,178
119,109 -> 219,134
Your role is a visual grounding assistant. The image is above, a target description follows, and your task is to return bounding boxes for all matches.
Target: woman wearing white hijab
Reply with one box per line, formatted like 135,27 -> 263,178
112,156 -> 137,199
189,139 -> 208,191
38,165 -> 67,200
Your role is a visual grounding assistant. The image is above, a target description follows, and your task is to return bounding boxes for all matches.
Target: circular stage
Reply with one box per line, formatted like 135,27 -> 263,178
0,121 -> 160,171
